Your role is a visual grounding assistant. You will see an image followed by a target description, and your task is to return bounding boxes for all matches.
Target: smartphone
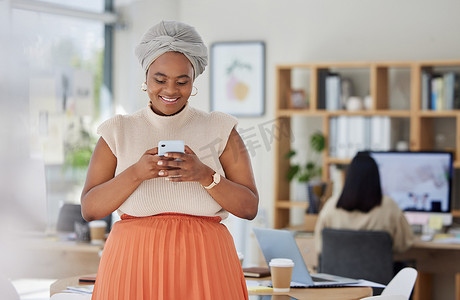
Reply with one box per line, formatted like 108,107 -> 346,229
158,140 -> 185,156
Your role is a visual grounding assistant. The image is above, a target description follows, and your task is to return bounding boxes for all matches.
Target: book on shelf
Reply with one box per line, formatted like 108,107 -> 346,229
431,75 -> 444,110
421,71 -> 432,110
444,72 -> 456,110
455,73 -> 460,109
423,71 -> 460,111
243,267 -> 271,278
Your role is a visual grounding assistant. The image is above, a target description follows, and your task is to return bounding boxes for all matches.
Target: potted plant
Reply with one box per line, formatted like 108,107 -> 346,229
63,118 -> 97,181
285,131 -> 328,230
285,131 -> 325,183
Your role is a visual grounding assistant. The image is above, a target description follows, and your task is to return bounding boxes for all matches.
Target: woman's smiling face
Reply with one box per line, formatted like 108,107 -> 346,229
146,51 -> 194,116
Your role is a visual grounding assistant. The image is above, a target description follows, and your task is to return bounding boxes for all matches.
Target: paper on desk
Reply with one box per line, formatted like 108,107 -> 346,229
343,279 -> 386,288
428,215 -> 443,231
433,236 -> 460,244
246,278 -> 385,289
66,285 -> 94,294
246,280 -> 271,287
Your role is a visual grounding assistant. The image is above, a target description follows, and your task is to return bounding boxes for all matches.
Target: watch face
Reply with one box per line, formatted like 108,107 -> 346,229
213,173 -> 221,183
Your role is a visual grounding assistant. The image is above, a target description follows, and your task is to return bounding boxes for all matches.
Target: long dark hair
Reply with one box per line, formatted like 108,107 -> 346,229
336,152 -> 382,212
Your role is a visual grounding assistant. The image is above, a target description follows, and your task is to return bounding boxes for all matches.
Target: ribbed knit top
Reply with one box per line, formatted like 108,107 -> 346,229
97,103 -> 238,219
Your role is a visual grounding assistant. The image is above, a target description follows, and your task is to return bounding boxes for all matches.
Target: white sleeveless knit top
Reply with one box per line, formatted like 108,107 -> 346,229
97,104 -> 238,219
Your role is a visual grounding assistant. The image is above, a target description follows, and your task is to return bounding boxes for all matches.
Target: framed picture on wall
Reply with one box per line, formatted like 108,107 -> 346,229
210,41 -> 265,117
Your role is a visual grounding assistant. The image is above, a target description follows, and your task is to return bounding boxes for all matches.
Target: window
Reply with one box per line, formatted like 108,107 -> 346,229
8,0 -> 114,230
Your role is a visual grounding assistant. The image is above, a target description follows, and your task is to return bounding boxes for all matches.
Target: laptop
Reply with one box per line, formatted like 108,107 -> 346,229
253,227 -> 359,287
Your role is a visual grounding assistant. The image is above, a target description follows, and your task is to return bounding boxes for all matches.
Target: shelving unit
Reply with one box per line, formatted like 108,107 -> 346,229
274,60 -> 460,229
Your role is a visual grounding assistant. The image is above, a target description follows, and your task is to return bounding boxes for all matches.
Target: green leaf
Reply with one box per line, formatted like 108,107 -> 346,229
298,173 -> 310,182
310,131 -> 325,153
305,161 -> 316,171
285,150 -> 297,159
286,165 -> 300,181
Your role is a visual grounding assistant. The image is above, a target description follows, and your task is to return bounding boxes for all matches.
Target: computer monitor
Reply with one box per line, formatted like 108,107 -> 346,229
369,151 -> 453,226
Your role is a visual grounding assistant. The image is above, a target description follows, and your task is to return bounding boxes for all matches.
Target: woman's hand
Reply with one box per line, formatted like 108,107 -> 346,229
132,147 -> 167,181
156,130 -> 259,221
156,145 -> 214,186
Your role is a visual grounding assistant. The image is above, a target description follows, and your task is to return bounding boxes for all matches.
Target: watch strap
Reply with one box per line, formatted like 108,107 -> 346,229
203,172 -> 220,190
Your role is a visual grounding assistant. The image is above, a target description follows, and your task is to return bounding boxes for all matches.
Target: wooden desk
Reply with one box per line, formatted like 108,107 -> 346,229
394,236 -> 460,300
50,275 -> 372,300
248,285 -> 372,300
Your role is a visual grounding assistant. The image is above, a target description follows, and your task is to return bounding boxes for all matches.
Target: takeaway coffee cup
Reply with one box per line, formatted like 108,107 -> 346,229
89,220 -> 107,245
269,258 -> 294,293
237,252 -> 244,265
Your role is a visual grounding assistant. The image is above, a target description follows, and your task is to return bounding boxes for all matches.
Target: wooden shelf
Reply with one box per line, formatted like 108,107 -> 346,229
277,109 -> 411,117
277,109 -> 326,117
326,110 -> 411,117
418,110 -> 460,117
274,60 -> 460,229
452,210 -> 460,218
275,201 -> 309,209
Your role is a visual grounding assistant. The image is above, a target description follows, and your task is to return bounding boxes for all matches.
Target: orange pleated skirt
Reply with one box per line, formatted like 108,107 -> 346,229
91,213 -> 248,300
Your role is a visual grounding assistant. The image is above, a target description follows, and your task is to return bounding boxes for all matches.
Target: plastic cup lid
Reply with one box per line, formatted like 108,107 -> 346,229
269,258 -> 294,267
89,220 -> 107,228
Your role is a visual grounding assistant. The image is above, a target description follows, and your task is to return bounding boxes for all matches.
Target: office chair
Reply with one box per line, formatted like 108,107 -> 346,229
320,228 -> 394,286
56,203 -> 86,232
360,267 -> 418,300
0,273 -> 19,300
56,203 -> 112,233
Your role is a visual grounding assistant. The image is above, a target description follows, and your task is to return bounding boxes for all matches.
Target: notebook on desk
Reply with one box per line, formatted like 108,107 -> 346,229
253,227 -> 359,287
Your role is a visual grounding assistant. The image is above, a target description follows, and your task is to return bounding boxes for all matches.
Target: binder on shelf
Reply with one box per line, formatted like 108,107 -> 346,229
347,117 -> 357,157
350,116 -> 367,156
317,69 -> 329,110
329,117 -> 338,157
370,116 -> 383,151
381,116 -> 391,151
364,117 -> 372,151
337,116 -> 349,158
325,73 -> 341,111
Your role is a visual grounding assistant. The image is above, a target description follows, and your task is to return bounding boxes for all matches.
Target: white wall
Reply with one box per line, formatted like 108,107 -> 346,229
113,0 -> 180,113
113,0 -> 460,266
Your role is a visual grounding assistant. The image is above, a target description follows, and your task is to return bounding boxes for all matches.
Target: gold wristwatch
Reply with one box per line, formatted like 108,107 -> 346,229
203,172 -> 221,190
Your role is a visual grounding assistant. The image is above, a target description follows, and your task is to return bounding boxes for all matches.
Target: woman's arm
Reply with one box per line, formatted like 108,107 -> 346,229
203,128 -> 259,220
158,129 -> 259,220
80,137 -> 163,221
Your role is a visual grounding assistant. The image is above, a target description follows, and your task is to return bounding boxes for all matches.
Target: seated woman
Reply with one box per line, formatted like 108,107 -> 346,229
314,152 -> 414,255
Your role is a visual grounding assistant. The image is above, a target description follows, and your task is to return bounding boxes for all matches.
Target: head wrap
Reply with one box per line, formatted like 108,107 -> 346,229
134,20 -> 208,79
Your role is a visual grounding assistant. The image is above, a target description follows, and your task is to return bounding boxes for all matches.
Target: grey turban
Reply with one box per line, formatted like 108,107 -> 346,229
134,21 -> 208,79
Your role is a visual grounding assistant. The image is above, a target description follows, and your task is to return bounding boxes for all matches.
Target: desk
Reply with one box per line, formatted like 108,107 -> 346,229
50,275 -> 372,300
292,233 -> 460,300
394,236 -> 460,300
12,235 -> 103,279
